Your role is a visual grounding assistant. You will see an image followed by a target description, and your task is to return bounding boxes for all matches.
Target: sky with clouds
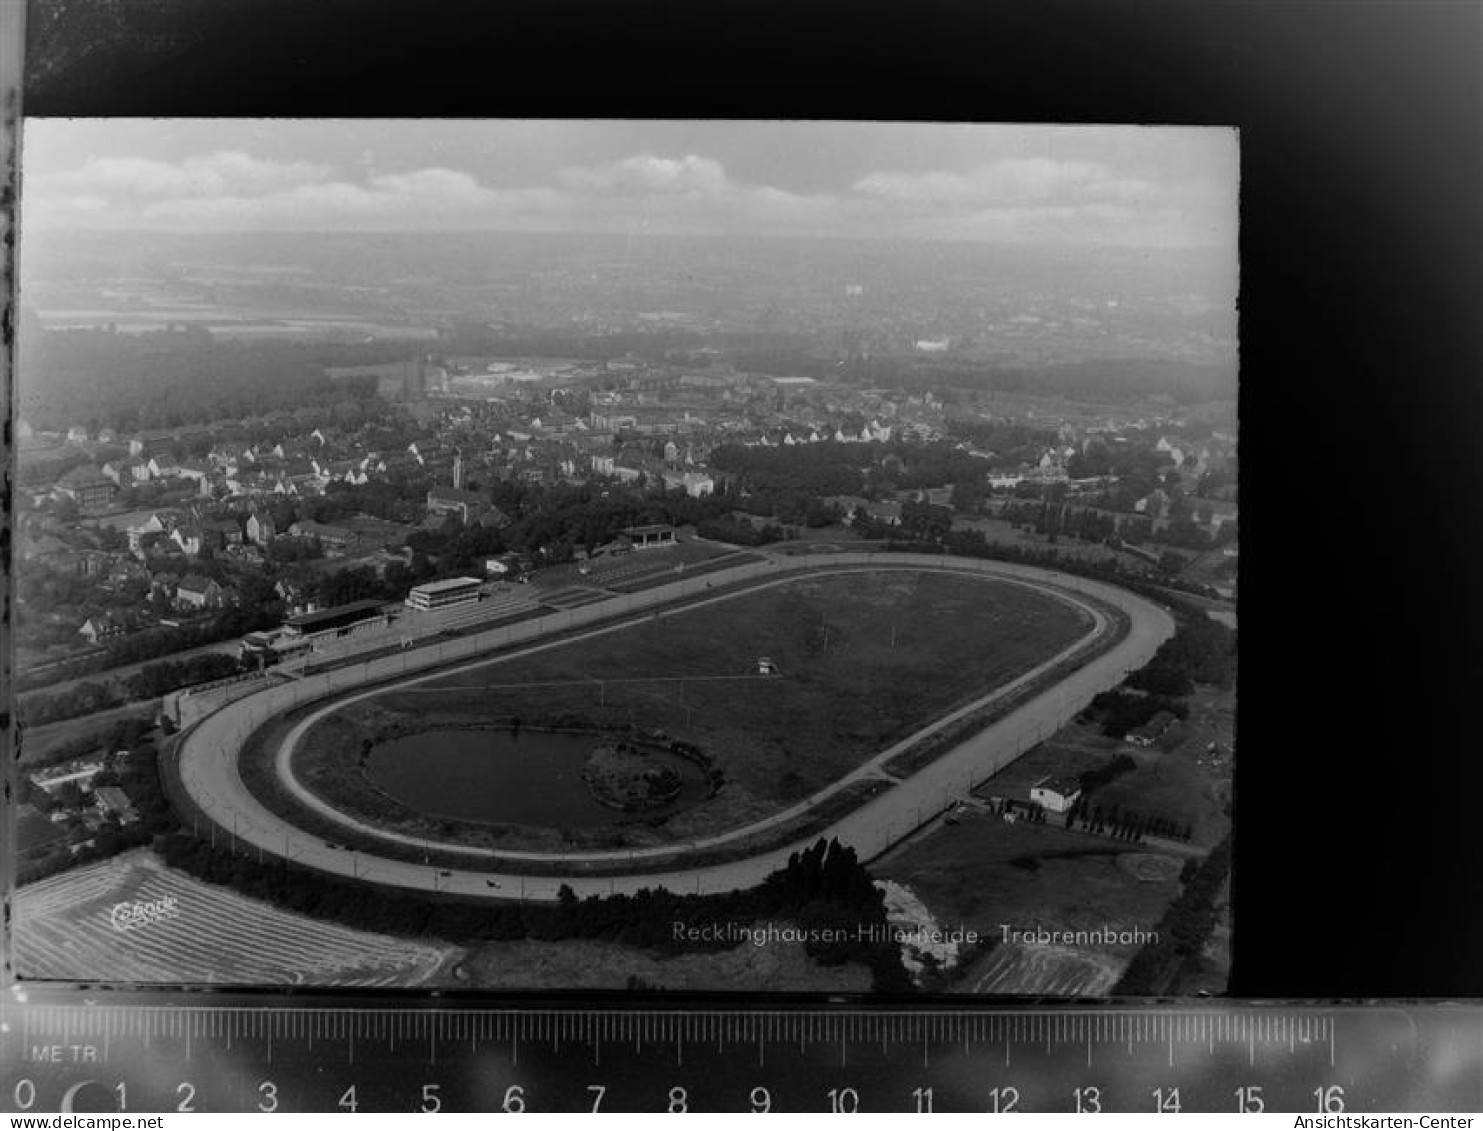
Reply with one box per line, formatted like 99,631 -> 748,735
21,120 -> 1237,249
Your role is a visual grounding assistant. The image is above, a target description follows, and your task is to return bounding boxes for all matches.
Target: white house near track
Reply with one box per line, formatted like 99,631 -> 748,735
1030,775 -> 1082,813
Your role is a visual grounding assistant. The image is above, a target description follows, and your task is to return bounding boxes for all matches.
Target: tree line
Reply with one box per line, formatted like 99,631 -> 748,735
696,516 -> 792,546
877,521 -> 1225,602
1112,834 -> 1232,994
1061,793 -> 1195,844
20,326 -> 380,433
149,833 -> 913,992
1125,612 -> 1237,696
1085,690 -> 1190,739
20,651 -> 245,728
16,586 -> 282,696
16,740 -> 175,885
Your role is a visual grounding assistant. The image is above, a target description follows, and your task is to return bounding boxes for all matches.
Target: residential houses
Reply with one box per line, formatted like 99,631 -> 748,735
245,513 -> 276,545
289,519 -> 360,554
660,469 -> 716,498
53,466 -> 116,514
175,574 -> 230,611
426,486 -> 504,526
78,611 -> 144,645
17,366 -> 1236,693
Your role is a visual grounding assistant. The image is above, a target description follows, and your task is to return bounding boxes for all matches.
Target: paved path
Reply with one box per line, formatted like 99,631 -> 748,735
172,553 -> 1175,902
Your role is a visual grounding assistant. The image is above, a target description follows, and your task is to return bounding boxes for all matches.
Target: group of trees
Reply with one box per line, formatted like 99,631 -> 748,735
1125,613 -> 1237,697
999,499 -> 1127,545
1077,605 -> 1233,742
17,737 -> 174,885
1112,834 -> 1232,994
1084,690 -> 1190,739
20,680 -> 129,727
19,714 -> 155,775
18,589 -> 282,723
942,417 -> 1059,459
20,648 -> 244,728
708,441 -> 868,500
151,834 -> 913,991
1062,794 -> 1194,844
896,499 -> 955,542
856,521 -> 1199,600
1066,439 -> 1175,484
121,653 -> 242,700
709,435 -> 1062,517
293,474 -> 437,529
924,357 -> 1234,406
884,441 -> 1040,488
20,326 -> 380,433
733,491 -> 842,528
696,516 -> 791,546
393,480 -> 751,571
997,497 -> 1231,556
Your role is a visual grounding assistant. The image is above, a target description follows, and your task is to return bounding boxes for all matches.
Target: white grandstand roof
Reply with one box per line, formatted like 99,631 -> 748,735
411,576 -> 482,595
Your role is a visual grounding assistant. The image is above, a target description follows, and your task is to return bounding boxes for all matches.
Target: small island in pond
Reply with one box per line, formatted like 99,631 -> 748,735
583,740 -> 685,812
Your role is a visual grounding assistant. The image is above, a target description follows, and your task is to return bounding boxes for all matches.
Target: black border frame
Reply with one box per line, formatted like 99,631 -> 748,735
7,0 -> 1483,1002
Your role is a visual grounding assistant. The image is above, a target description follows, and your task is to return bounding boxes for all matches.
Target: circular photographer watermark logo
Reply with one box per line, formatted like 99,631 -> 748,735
109,895 -> 183,932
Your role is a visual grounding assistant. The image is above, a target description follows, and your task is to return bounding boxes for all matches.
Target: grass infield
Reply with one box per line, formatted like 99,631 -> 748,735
226,566 -> 1113,875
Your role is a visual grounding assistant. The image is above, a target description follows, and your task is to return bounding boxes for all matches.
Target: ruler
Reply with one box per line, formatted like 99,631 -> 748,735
3,992 -> 1479,1113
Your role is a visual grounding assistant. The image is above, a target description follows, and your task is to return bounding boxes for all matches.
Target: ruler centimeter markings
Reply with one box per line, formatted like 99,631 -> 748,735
3,995 -> 1479,1113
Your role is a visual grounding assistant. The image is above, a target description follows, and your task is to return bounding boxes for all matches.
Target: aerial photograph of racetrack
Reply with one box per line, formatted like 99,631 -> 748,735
11,120 -> 1236,996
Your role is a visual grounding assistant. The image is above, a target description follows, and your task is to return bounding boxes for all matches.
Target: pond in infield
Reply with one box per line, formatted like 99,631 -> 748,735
365,727 -> 710,828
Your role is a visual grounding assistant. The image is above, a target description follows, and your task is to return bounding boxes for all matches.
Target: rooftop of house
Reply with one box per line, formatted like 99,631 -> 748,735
1032,775 -> 1083,796
56,465 -> 112,488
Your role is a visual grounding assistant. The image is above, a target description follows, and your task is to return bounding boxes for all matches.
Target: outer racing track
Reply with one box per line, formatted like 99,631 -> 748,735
169,552 -> 1175,901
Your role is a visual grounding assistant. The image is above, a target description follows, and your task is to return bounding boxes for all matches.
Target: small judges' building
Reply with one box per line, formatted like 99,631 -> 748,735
621,523 -> 677,550
405,576 -> 482,612
1029,776 -> 1082,814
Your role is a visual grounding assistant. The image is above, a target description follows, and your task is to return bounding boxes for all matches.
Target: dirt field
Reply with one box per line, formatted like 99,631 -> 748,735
12,849 -> 454,985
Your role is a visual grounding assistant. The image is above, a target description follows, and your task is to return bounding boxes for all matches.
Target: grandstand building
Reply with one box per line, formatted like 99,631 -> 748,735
405,576 -> 483,612
280,599 -> 390,641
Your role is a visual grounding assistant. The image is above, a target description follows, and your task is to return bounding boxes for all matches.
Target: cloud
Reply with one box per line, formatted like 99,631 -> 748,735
40,151 -> 330,199
559,154 -> 728,195
848,157 -> 1222,247
853,158 -> 1157,207
30,149 -> 819,234
132,167 -> 564,230
551,153 -> 840,234
20,143 -> 1229,248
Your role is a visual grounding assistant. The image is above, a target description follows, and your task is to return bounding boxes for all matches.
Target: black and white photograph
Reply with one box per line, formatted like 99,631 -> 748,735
8,119 -> 1240,995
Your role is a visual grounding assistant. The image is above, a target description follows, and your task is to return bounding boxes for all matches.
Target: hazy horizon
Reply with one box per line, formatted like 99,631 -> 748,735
21,120 -> 1237,253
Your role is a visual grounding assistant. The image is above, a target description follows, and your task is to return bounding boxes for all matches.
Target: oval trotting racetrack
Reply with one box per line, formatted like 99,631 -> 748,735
169,552 -> 1175,901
